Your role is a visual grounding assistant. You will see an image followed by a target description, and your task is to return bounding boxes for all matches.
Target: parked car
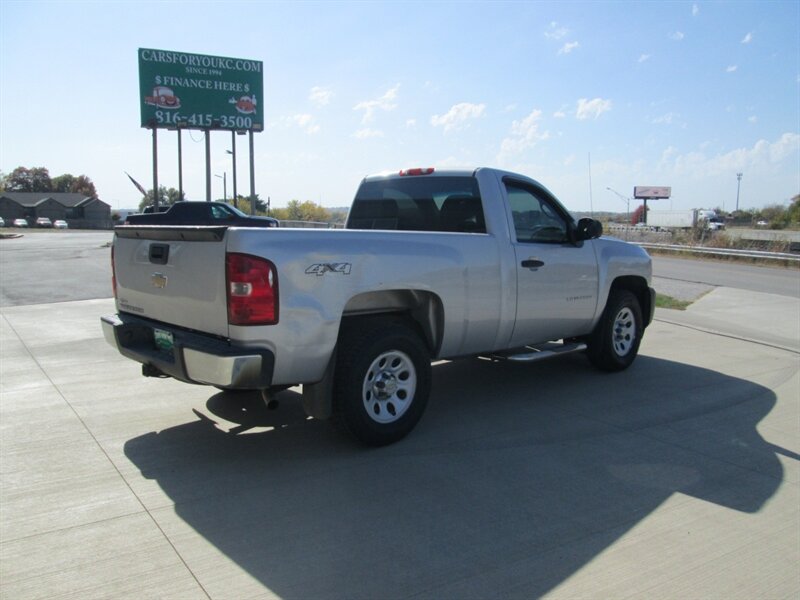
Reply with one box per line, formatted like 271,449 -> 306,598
756,220 -> 768,227
53,220 -> 69,229
125,201 -> 279,227
0,217 -> 5,227
36,217 -> 53,228
13,218 -> 29,228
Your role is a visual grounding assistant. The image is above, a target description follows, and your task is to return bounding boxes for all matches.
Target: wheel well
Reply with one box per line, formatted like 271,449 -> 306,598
609,276 -> 652,326
342,290 -> 444,354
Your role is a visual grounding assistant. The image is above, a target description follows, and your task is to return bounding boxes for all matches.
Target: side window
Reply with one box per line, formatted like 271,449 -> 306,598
211,205 -> 234,220
505,183 -> 568,243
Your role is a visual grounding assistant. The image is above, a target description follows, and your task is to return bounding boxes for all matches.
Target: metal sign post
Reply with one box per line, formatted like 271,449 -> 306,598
230,131 -> 238,208
249,130 -> 256,215
177,128 -> 183,201
151,125 -> 159,209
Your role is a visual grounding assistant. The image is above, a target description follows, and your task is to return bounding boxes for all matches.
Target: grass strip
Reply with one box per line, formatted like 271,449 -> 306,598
655,293 -> 692,311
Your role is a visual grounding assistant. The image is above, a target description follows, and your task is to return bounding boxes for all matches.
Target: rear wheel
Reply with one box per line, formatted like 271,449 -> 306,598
587,290 -> 643,371
334,320 -> 431,446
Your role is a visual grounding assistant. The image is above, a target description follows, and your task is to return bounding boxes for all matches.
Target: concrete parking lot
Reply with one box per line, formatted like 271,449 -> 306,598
1,234 -> 798,598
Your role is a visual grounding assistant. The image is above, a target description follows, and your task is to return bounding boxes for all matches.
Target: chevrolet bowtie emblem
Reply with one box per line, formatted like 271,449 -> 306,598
151,273 -> 168,289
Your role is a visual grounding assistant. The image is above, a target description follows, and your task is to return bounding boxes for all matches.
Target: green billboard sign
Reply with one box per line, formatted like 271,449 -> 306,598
138,48 -> 263,131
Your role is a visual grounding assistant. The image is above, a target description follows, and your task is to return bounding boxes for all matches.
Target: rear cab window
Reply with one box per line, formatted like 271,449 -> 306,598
347,176 -> 486,233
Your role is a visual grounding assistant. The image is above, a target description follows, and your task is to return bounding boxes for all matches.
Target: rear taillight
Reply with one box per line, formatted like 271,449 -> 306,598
226,253 -> 278,325
111,244 -> 117,298
399,167 -> 435,176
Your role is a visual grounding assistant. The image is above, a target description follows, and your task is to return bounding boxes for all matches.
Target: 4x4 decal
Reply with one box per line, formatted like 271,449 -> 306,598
305,263 -> 352,276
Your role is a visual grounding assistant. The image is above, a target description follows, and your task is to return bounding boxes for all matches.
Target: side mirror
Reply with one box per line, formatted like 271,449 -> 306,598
575,217 -> 603,241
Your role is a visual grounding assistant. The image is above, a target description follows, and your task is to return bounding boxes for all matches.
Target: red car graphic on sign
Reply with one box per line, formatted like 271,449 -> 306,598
145,86 -> 181,109
230,94 -> 257,115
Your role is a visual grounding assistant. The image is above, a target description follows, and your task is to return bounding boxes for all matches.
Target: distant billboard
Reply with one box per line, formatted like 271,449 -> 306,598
634,186 -> 671,199
138,48 -> 263,131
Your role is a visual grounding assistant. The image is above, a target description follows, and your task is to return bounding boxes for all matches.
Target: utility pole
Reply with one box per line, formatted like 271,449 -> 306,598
736,172 -> 743,212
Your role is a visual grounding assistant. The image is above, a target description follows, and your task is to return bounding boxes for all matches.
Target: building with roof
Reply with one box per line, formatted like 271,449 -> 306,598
0,193 -> 112,228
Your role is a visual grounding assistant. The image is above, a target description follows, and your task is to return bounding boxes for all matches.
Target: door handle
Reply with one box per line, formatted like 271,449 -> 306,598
521,259 -> 545,269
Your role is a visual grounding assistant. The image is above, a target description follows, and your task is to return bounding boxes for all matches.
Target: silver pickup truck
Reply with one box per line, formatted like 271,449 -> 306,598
102,167 -> 655,445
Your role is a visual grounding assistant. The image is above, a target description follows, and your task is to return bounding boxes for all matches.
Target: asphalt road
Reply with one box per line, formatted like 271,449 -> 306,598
1,231 -> 797,307
0,231 -> 113,306
653,255 -> 799,298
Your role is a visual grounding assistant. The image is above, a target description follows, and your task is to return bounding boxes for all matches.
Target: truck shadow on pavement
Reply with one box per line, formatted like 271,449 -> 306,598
124,355 -> 794,599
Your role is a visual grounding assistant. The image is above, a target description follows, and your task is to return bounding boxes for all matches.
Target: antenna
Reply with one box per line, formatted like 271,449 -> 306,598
588,152 -> 594,216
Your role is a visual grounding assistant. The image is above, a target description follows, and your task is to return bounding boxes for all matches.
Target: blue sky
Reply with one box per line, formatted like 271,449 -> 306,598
1,1 -> 798,212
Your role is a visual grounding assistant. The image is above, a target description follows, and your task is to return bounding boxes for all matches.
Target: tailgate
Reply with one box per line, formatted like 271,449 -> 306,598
113,226 -> 230,337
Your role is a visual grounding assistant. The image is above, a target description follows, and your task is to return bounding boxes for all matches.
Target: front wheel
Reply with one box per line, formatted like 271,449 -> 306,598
334,320 -> 431,446
587,290 -> 643,371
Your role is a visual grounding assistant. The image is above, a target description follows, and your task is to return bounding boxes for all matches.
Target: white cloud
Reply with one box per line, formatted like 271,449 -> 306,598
748,116 -> 758,124
309,86 -> 333,107
498,109 -> 550,159
405,118 -> 417,128
282,113 -> 320,134
353,84 -> 400,124
545,21 -> 568,40
576,98 -> 612,120
353,128 -> 384,139
692,3 -> 699,16
553,109 -> 567,119
434,156 -> 468,169
726,65 -> 738,73
670,31 -> 685,41
653,112 -> 679,125
741,32 -> 753,44
638,54 -> 651,63
558,41 -> 580,55
430,102 -> 486,133
662,133 -> 800,177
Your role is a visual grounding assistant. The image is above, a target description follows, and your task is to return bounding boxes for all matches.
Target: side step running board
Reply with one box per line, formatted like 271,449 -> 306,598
488,342 -> 588,363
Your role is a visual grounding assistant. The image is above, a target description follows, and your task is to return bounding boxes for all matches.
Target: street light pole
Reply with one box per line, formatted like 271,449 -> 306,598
736,172 -> 743,212
606,186 -> 631,224
214,173 -> 227,201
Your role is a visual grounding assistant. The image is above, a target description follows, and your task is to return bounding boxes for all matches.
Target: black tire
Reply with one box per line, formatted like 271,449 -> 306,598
587,289 -> 643,371
333,320 -> 431,446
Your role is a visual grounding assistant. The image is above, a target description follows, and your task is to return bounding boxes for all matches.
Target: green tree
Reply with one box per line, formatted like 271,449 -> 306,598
786,195 -> 800,226
278,199 -> 331,222
230,195 -> 267,214
5,167 -> 52,192
71,175 -> 98,198
138,186 -> 185,211
758,203 -> 787,229
51,173 -> 97,197
51,174 -> 77,193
